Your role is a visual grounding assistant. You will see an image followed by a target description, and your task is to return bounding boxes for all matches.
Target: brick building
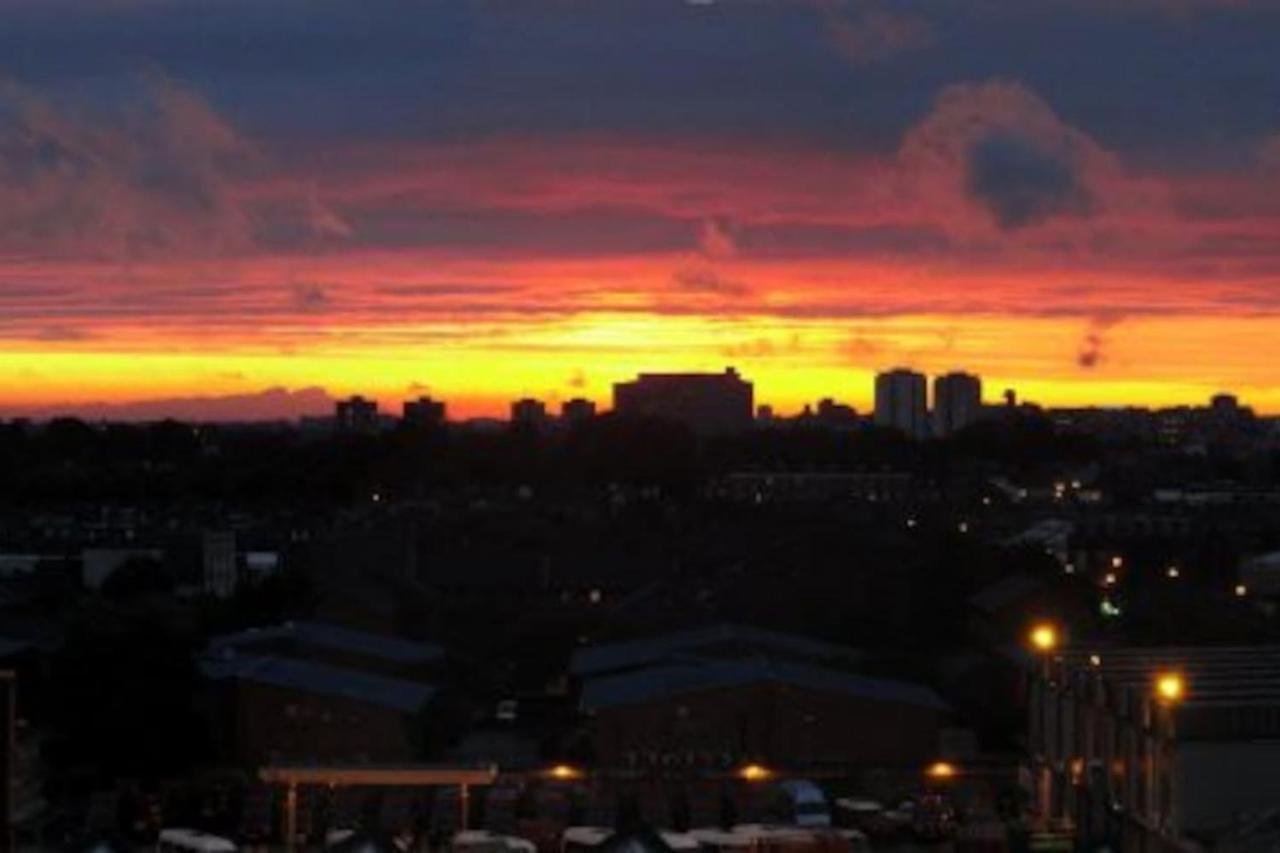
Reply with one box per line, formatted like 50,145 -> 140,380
574,626 -> 946,771
201,621 -> 443,765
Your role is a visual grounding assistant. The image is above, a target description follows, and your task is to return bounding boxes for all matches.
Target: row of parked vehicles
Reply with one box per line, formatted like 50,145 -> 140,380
457,824 -> 872,853
151,778 -> 977,852
833,794 -> 957,843
155,824 -> 871,853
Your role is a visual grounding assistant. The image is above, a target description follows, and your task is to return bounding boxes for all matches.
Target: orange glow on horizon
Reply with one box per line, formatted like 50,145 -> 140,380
4,307 -> 1280,419
0,123 -> 1278,423
2,306 -> 1280,417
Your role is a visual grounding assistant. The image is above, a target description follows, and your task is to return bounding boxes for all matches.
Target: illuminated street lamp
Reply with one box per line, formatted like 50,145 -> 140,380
738,763 -> 772,782
1029,623 -> 1059,654
1155,672 -> 1185,704
1235,583 -> 1249,598
1166,566 -> 1180,579
546,764 -> 583,781
926,761 -> 957,781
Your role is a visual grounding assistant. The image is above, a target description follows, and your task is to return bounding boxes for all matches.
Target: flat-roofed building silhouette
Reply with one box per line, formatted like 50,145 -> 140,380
510,398 -> 548,429
561,398 -> 597,425
874,368 -> 928,439
613,367 -> 753,435
335,395 -> 379,433
933,371 -> 983,437
403,396 -> 446,428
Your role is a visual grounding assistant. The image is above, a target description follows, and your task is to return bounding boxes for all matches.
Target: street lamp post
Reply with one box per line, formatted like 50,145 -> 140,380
1153,672 -> 1185,835
1028,622 -> 1061,830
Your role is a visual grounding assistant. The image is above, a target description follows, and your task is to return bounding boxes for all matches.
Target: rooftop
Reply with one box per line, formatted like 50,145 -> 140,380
1061,646 -> 1280,708
207,620 -> 444,665
570,623 -> 863,678
1056,645 -> 1280,740
579,656 -> 947,712
201,653 -> 436,713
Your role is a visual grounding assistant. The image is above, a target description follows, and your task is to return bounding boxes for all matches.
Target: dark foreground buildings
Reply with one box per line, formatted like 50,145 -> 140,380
573,625 -> 949,771
1027,645 -> 1280,851
201,621 -> 445,765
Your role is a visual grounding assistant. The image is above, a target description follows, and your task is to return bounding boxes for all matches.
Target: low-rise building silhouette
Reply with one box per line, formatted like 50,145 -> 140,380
613,367 -> 753,435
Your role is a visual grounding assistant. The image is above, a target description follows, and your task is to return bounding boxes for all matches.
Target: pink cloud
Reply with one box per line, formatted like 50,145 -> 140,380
0,75 -> 349,260
898,79 -> 1171,235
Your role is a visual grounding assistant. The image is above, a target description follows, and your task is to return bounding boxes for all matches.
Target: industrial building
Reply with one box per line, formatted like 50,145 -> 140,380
201,621 -> 444,765
574,625 -> 947,770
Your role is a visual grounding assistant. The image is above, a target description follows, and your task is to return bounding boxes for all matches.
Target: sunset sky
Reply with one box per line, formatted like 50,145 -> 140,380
3,0 -> 1280,419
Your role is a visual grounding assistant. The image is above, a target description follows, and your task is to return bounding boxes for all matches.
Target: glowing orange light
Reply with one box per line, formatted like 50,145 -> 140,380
926,761 -> 957,780
738,764 -> 771,782
547,764 -> 581,781
1155,673 -> 1185,703
1029,623 -> 1058,653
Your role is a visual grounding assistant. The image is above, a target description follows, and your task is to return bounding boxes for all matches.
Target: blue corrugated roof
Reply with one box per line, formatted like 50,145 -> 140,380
579,657 -> 947,712
207,620 -> 443,664
570,624 -> 862,677
201,653 -> 436,712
